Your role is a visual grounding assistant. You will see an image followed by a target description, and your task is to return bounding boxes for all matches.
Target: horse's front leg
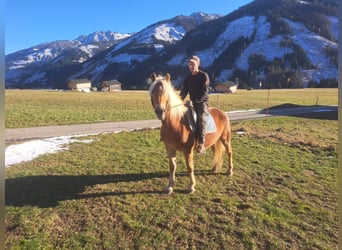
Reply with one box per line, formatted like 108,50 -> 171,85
166,148 -> 177,195
183,150 -> 196,194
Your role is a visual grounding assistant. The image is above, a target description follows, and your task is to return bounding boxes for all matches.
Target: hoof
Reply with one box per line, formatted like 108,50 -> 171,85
165,187 -> 173,195
188,185 -> 195,194
227,171 -> 233,177
212,168 -> 220,174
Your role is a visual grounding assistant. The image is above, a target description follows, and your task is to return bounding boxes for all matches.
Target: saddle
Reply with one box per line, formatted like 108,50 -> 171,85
186,104 -> 216,134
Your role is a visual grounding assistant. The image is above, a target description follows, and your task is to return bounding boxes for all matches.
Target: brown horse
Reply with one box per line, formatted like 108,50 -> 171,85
149,73 -> 233,194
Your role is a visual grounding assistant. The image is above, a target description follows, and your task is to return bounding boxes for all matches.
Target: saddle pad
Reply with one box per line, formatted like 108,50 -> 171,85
188,111 -> 216,134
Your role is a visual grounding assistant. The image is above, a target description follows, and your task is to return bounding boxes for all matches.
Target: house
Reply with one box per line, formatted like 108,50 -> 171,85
214,81 -> 238,93
67,79 -> 92,92
100,80 -> 122,91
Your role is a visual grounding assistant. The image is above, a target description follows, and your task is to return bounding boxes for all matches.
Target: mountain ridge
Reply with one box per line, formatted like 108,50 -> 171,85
5,0 -> 338,89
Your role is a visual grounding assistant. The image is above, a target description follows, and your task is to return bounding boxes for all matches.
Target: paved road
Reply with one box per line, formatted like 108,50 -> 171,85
5,105 -> 337,143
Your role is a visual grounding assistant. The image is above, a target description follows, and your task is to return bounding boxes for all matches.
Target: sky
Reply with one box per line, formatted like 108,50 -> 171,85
5,0 -> 253,55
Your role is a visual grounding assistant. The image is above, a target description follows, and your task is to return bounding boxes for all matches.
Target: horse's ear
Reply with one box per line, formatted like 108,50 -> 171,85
165,73 -> 171,83
151,72 -> 157,82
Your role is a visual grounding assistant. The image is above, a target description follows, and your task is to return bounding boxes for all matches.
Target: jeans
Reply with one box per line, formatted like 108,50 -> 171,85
193,102 -> 208,144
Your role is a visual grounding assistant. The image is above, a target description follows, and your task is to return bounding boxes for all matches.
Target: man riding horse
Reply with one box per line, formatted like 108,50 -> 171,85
179,55 -> 209,154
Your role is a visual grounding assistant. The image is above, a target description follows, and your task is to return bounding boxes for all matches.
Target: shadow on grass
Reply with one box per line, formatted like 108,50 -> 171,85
6,170 -> 218,208
260,104 -> 337,120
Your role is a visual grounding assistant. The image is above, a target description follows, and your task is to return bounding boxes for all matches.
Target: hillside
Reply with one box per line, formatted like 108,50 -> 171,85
121,0 -> 338,89
5,0 -> 338,89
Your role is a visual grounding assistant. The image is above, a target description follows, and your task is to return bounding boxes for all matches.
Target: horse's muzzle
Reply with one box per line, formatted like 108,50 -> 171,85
154,106 -> 166,120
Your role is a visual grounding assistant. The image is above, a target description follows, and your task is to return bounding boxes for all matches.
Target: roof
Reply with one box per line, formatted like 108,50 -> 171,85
101,80 -> 122,85
67,79 -> 91,84
215,81 -> 238,87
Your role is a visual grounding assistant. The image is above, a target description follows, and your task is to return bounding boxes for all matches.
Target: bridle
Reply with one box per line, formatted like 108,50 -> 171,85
150,77 -> 185,120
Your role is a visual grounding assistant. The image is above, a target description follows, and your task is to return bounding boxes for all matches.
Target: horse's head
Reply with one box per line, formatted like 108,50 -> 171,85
149,73 -> 172,120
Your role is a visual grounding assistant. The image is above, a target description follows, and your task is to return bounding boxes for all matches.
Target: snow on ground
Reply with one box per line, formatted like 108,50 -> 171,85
285,18 -> 338,81
153,23 -> 186,43
5,135 -> 95,167
79,44 -> 99,57
235,16 -> 293,71
198,16 -> 256,68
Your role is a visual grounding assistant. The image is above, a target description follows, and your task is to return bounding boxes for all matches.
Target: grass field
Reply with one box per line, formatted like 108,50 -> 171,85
5,89 -> 338,249
5,88 -> 337,128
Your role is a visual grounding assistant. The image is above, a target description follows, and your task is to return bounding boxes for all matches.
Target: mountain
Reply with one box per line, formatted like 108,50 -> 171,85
66,12 -> 222,88
5,0 -> 338,89
121,0 -> 338,89
5,12 -> 221,89
5,31 -> 132,89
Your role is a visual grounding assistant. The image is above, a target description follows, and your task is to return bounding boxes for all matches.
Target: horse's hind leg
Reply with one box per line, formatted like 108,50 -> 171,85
225,139 -> 233,177
221,125 -> 233,176
183,151 -> 196,194
166,148 -> 177,195
212,141 -> 224,173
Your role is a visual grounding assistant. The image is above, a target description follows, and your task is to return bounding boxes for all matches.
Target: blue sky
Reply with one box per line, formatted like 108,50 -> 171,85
5,0 -> 253,55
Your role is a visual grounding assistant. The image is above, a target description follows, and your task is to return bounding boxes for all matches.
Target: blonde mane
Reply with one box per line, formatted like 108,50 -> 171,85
149,75 -> 187,119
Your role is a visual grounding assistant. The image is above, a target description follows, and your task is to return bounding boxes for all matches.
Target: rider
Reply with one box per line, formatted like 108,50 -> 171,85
180,55 -> 209,154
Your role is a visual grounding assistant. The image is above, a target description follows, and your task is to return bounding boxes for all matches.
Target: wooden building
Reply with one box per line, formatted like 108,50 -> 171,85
100,80 -> 122,91
214,81 -> 238,93
67,79 -> 92,91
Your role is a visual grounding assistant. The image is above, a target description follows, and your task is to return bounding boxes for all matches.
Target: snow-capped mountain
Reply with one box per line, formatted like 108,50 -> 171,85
5,0 -> 338,89
67,12 -> 222,86
5,12 -> 220,89
5,31 -> 132,88
121,0 -> 338,89
76,31 -> 131,44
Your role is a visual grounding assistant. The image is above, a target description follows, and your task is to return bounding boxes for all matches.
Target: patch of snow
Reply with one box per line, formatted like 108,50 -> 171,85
154,44 -> 165,52
111,22 -> 185,54
285,18 -> 337,81
153,23 -> 186,42
235,16 -> 293,71
297,0 -> 310,4
79,44 -> 99,57
196,16 -> 256,68
9,48 -> 57,68
76,31 -> 131,45
8,64 -> 25,70
5,135 -> 95,167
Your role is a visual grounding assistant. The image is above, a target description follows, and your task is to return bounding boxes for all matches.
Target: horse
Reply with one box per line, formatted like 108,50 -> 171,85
149,73 -> 233,194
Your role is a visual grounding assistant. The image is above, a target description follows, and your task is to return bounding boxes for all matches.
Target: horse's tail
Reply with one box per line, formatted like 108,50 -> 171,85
212,140 -> 225,172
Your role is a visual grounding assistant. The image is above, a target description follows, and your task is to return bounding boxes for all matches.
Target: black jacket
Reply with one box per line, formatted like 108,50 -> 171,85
180,70 -> 209,104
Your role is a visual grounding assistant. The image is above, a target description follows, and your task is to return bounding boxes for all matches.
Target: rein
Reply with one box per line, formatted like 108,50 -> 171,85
168,103 -> 184,110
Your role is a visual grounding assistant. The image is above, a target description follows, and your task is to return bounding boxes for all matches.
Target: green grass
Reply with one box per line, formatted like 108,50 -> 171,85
5,114 -> 338,249
5,88 -> 337,128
